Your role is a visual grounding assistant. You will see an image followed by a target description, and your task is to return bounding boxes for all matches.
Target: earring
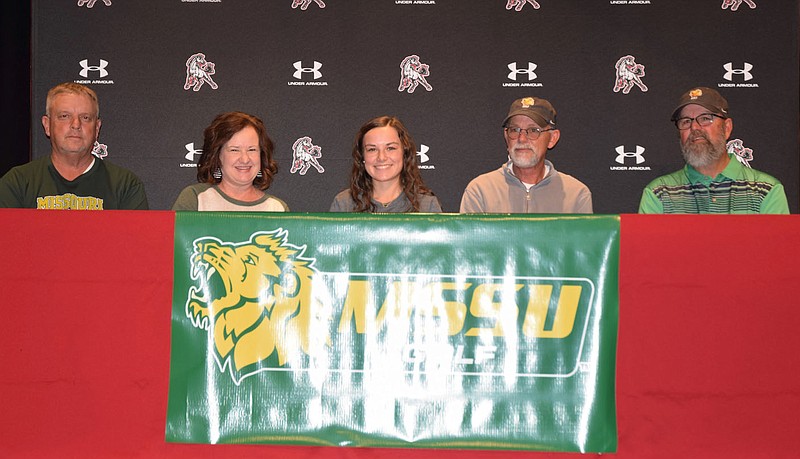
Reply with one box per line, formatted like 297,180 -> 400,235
256,170 -> 263,178
212,168 -> 222,179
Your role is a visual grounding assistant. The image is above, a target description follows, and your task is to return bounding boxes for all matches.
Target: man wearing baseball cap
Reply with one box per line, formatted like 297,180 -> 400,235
460,96 -> 592,213
638,86 -> 788,213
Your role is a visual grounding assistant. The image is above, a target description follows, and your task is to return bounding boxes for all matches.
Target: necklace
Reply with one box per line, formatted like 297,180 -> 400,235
373,191 -> 400,208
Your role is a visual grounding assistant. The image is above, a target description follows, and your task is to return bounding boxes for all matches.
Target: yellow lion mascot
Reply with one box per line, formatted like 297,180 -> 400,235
185,229 -> 319,382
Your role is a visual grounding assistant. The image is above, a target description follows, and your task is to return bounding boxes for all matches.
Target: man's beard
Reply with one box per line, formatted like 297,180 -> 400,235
508,143 -> 541,169
681,130 -> 726,170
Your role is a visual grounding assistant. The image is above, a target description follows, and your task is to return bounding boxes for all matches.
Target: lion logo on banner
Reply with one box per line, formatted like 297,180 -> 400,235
292,0 -> 326,9
722,0 -> 756,11
290,137 -> 325,175
398,55 -> 432,93
185,229 -> 323,384
184,53 -> 219,92
506,0 -> 540,11
613,55 -> 648,94
77,0 -> 111,7
726,139 -> 754,168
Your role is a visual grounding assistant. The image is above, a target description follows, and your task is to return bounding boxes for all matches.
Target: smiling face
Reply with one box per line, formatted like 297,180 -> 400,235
219,126 -> 261,189
678,104 -> 733,171
362,125 -> 404,186
503,114 -> 559,170
42,92 -> 101,158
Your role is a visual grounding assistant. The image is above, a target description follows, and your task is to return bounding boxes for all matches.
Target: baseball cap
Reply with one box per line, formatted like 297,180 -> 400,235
671,87 -> 729,120
503,96 -> 557,127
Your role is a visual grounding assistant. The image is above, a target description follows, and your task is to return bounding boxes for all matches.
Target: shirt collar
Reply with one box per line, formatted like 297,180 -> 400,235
684,153 -> 744,184
505,159 -> 553,184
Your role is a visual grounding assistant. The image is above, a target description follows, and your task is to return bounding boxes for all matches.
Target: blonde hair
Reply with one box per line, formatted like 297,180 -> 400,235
45,82 -> 100,118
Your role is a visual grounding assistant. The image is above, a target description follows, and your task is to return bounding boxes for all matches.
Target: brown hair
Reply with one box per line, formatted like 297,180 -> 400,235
196,111 -> 278,190
348,115 -> 434,212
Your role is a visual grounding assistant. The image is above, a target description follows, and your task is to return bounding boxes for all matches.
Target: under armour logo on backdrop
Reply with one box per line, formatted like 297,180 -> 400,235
615,145 -> 646,165
506,0 -> 540,11
79,59 -> 109,78
292,0 -> 326,10
184,143 -> 202,161
507,62 -> 537,81
293,61 -> 323,80
417,144 -> 430,163
723,62 -> 754,81
721,0 -> 756,11
78,0 -> 111,7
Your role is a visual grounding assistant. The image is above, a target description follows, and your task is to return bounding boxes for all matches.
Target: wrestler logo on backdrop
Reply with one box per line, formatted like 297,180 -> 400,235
289,61 -> 328,86
292,0 -> 326,9
506,0 -> 540,11
183,229 -> 594,384
719,62 -> 758,88
610,145 -> 650,171
179,142 -> 202,168
727,139 -> 754,168
92,141 -> 109,159
77,0 -> 111,7
613,55 -> 648,94
722,0 -> 756,11
398,55 -> 432,93
76,59 -> 114,85
184,53 -> 218,91
290,137 -> 325,175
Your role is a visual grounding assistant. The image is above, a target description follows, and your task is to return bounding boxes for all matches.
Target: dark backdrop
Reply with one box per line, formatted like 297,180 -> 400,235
1,1 -> 31,176
15,2 -> 800,213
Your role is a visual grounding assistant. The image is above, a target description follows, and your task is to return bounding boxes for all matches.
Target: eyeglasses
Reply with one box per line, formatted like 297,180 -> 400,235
505,126 -> 554,140
674,113 -> 726,130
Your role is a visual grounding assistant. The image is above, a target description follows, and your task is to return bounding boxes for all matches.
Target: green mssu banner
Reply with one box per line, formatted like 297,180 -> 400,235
166,213 -> 619,452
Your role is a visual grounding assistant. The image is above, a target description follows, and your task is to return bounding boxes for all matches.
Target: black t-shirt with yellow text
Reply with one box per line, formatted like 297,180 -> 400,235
0,155 -> 149,210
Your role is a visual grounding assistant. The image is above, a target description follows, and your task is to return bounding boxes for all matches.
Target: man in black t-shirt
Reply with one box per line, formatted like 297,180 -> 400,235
0,82 -> 148,210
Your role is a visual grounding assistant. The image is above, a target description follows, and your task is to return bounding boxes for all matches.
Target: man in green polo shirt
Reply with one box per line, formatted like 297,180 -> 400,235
638,86 -> 788,214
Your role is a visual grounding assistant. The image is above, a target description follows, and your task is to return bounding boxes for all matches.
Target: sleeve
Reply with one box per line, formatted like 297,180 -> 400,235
459,182 -> 484,213
760,183 -> 790,214
575,187 -> 593,214
119,175 -> 149,210
638,187 -> 664,214
171,186 -> 199,211
0,170 -> 24,208
422,195 -> 443,213
329,190 -> 348,212
273,195 -> 290,212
